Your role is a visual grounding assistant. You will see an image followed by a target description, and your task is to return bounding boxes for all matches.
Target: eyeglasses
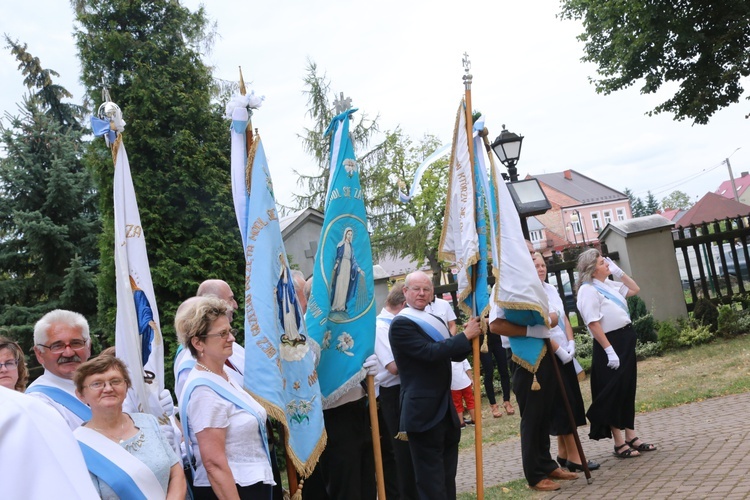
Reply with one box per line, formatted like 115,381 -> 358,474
86,378 -> 126,391
36,339 -> 88,354
407,286 -> 433,294
0,360 -> 18,370
202,328 -> 237,340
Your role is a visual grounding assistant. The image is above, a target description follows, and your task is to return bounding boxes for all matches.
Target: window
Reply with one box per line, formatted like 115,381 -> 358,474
571,220 -> 582,234
591,212 -> 601,231
603,210 -> 612,224
616,208 -> 626,221
529,229 -> 544,243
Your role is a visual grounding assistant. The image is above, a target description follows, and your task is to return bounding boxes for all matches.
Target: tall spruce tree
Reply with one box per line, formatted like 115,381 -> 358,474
0,40 -> 99,365
645,191 -> 660,215
73,0 -> 244,363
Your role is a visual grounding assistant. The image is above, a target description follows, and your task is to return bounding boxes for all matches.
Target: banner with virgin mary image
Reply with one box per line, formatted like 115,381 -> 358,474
305,108 -> 376,404
229,98 -> 325,477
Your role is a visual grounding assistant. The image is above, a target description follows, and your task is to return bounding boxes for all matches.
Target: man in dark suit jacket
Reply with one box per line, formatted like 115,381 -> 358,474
389,271 -> 481,500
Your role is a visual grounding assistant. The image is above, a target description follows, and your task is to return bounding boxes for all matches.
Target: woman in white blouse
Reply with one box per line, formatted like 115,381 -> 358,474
176,297 -> 274,499
576,249 -> 657,459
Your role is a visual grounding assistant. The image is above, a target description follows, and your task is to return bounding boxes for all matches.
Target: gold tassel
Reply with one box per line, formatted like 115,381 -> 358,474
290,479 -> 303,500
395,431 -> 409,441
480,333 -> 488,353
531,374 -> 541,391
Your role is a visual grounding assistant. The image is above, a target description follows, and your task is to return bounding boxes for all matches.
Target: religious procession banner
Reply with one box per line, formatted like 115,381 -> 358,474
92,103 -> 164,418
305,108 -> 376,405
439,101 -> 482,316
229,99 -> 325,477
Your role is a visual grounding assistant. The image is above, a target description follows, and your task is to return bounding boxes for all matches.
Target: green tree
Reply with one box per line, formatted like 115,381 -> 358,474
559,1 -> 750,124
73,0 -> 244,365
0,40 -> 100,364
661,190 -> 693,210
292,60 -> 379,212
364,131 -> 449,283
624,187 -> 646,217
645,191 -> 660,215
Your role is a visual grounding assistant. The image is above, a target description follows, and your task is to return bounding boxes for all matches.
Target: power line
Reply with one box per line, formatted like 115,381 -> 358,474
634,160 -> 725,197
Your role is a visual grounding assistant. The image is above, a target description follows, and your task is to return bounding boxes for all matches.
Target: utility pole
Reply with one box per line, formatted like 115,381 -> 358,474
726,157 -> 740,202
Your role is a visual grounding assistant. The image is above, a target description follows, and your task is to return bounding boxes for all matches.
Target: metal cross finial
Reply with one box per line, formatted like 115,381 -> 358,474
101,77 -> 112,104
334,92 -> 352,114
462,52 -> 473,88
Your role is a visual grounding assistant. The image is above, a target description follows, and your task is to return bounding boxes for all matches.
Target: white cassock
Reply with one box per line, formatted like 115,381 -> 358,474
0,386 -> 99,499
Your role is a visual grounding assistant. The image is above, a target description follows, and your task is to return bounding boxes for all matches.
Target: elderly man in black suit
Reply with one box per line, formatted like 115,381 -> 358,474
389,271 -> 481,500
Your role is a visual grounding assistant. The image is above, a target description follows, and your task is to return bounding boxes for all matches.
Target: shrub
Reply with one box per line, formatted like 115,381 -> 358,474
717,304 -> 741,337
693,298 -> 719,332
677,324 -> 714,347
736,312 -> 750,333
627,295 -> 648,321
658,321 -> 680,350
578,356 -> 592,373
633,313 -> 658,343
574,332 -> 593,359
635,341 -> 663,360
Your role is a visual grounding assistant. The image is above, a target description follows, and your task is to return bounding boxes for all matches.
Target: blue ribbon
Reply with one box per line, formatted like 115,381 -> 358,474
26,385 -> 92,421
78,442 -> 148,500
590,282 -> 630,317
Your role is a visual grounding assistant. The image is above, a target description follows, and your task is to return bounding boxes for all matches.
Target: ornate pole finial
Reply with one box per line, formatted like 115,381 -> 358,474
333,92 -> 352,114
462,52 -> 473,89
239,66 -> 247,96
101,77 -> 112,104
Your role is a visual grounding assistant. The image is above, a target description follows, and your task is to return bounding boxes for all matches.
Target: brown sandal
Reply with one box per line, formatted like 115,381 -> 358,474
490,404 -> 503,418
503,400 -> 515,415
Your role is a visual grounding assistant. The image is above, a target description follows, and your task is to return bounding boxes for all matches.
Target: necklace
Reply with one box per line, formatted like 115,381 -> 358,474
92,416 -> 146,452
197,362 -> 228,380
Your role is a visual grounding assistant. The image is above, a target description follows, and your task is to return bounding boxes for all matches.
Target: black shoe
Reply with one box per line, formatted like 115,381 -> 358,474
566,460 -> 601,472
556,456 -> 568,468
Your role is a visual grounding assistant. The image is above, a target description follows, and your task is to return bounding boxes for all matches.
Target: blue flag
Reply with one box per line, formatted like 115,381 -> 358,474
305,109 -> 376,404
231,104 -> 325,477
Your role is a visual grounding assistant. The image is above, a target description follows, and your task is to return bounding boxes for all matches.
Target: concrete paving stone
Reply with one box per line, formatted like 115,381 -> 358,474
456,392 -> 750,497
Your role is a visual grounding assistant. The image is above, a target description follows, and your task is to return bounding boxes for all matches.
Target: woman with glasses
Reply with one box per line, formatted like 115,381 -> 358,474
73,355 -> 186,499
0,336 -> 28,392
176,296 -> 274,500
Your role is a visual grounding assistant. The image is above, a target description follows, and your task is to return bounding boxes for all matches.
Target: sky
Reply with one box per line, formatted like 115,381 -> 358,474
2,0 -> 748,210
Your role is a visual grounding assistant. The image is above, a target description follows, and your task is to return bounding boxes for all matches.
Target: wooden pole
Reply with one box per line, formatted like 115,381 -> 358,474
367,374 -> 387,500
462,53 -> 484,500
544,339 -> 592,483
280,425 -> 300,496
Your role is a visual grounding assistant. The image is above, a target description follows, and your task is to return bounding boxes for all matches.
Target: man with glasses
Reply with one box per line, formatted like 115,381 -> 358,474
26,309 -> 93,430
389,271 -> 481,500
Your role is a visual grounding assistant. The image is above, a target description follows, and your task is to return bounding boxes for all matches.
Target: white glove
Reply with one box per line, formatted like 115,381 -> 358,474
604,345 -> 620,369
363,354 -> 378,376
555,346 -> 574,364
566,340 -> 576,357
159,389 -> 175,417
605,257 -> 624,278
160,422 -> 179,454
526,324 -> 550,339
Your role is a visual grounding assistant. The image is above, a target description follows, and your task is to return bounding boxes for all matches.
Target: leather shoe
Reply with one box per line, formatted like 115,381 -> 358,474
530,478 -> 560,491
567,459 -> 601,472
548,468 -> 578,480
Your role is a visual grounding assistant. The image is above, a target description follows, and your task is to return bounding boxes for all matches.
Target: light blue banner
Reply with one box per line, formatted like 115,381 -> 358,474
305,109 -> 376,403
234,121 -> 325,476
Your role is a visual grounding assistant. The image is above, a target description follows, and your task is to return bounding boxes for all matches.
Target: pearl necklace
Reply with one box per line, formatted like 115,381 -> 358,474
197,362 -> 228,380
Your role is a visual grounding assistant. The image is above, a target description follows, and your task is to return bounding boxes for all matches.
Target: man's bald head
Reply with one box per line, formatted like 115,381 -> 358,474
291,270 -> 308,314
197,279 -> 238,322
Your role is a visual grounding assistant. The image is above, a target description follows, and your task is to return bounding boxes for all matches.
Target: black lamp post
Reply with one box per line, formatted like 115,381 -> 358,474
491,125 -> 524,182
570,209 -> 588,244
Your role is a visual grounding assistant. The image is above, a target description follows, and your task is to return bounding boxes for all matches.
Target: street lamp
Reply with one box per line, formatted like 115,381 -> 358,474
491,125 -> 524,182
567,223 -> 578,245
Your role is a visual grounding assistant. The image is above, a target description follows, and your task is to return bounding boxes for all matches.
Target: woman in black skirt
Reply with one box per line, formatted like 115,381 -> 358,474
576,249 -> 657,458
533,253 -> 598,472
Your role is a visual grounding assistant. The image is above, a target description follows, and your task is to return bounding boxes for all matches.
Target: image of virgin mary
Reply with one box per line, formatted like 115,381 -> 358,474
330,227 -> 363,314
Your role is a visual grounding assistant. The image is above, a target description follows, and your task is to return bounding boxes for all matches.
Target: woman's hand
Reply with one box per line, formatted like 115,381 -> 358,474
604,346 -> 620,369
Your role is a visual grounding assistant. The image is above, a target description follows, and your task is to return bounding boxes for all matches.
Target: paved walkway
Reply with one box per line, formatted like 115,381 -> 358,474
456,391 -> 750,498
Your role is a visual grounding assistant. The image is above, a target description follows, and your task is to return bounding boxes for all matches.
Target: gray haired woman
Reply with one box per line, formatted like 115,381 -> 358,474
576,249 -> 656,458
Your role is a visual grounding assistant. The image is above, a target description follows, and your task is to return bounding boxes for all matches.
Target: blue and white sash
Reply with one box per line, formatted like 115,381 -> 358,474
589,282 -> 630,316
26,385 -> 92,422
180,373 -> 271,471
397,308 -> 451,342
75,425 -> 165,500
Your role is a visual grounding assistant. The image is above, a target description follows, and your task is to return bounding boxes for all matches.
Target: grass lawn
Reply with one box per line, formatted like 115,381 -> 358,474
455,333 -> 750,498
